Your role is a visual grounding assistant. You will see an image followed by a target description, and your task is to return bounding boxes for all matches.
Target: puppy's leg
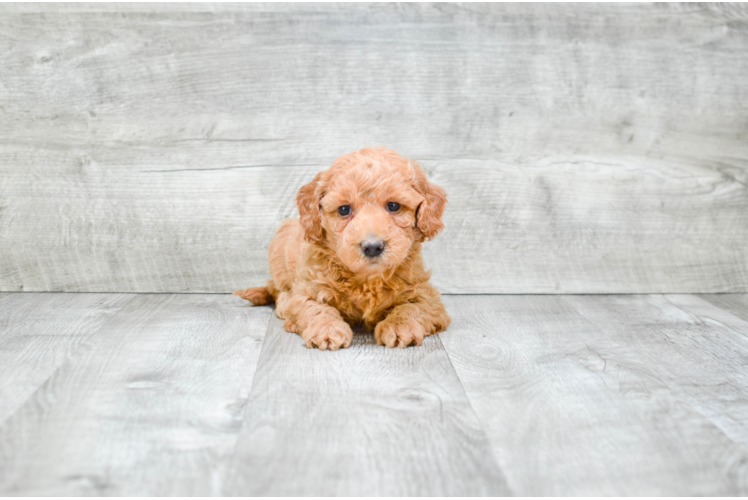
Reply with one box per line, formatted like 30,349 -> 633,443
276,292 -> 353,351
375,288 -> 451,348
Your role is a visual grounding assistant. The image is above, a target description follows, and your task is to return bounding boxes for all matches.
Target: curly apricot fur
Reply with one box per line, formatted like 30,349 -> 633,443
235,147 -> 451,350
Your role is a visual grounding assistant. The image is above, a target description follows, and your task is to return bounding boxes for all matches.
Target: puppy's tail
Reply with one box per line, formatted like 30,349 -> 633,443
233,280 -> 279,306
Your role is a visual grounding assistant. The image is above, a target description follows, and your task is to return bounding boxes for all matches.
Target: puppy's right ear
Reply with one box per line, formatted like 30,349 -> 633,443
296,172 -> 324,243
411,161 -> 447,241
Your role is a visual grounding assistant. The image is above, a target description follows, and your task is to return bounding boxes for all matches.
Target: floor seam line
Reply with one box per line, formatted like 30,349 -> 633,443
0,293 -> 140,430
222,305 -> 277,495
560,293 -> 748,456
434,332 -> 515,496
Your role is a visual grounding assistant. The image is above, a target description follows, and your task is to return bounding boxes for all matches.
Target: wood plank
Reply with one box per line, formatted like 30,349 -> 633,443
1,152 -> 746,294
439,294 -> 748,495
2,2 -> 748,17
0,292 -> 133,424
566,294 -> 748,451
1,4 -> 747,293
0,293 -> 273,496
697,293 -> 748,324
226,318 -> 509,496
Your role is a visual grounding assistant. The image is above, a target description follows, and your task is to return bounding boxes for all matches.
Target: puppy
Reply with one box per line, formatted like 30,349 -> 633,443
234,147 -> 451,350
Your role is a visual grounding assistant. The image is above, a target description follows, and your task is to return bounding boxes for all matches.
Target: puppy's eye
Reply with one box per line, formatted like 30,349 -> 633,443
386,202 -> 401,212
338,205 -> 352,216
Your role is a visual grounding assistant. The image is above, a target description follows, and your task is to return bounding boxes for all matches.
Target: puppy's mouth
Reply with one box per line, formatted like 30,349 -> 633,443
363,256 -> 384,266
357,256 -> 390,276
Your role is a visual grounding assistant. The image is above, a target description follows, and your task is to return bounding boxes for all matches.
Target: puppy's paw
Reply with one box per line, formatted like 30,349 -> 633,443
302,319 -> 353,351
375,318 -> 426,348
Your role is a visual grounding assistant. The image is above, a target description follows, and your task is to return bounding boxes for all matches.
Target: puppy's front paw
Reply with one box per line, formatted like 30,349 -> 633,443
302,318 -> 353,351
375,319 -> 426,348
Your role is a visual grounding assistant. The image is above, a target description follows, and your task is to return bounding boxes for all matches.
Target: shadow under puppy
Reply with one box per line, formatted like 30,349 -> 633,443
235,147 -> 451,350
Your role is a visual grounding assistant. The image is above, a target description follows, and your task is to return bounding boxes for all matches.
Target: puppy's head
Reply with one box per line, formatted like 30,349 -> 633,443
296,147 -> 447,274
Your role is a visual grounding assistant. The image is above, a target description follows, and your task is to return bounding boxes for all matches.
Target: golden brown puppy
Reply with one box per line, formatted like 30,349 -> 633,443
234,147 -> 451,350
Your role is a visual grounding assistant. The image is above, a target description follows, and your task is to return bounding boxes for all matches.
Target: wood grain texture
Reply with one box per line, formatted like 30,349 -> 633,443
698,293 -> 748,324
439,294 -> 748,495
566,294 -> 748,451
227,317 -> 509,496
0,293 -> 272,496
1,3 -> 747,293
4,2 -> 748,17
0,292 -> 133,424
1,292 -> 748,495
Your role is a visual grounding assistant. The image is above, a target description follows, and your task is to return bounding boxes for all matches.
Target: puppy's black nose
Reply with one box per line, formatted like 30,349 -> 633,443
361,237 -> 385,258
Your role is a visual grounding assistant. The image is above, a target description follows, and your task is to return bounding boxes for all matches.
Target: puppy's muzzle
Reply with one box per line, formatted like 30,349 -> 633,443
360,236 -> 385,258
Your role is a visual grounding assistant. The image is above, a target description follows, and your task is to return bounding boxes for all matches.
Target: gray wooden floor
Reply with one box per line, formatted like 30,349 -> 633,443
1,293 -> 747,496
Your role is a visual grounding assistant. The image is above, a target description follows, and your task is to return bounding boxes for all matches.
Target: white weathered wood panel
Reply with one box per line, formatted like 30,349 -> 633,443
2,152 -> 746,294
565,294 -> 748,451
6,2 -> 748,17
0,294 -> 272,496
439,294 -> 748,495
0,292 -> 132,423
1,4 -> 747,293
227,318 -> 509,496
698,293 -> 748,324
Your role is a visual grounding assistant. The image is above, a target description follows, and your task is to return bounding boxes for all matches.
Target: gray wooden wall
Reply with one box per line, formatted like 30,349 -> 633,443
1,3 -> 747,293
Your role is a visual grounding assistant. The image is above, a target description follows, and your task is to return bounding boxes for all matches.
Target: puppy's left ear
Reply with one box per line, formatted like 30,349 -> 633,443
412,162 -> 447,241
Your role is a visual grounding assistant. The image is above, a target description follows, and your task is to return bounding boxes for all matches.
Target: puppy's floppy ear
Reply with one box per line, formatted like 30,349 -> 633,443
412,161 -> 447,241
296,172 -> 324,243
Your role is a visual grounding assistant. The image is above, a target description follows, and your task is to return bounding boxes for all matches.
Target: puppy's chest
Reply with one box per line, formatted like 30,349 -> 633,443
320,281 -> 395,323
